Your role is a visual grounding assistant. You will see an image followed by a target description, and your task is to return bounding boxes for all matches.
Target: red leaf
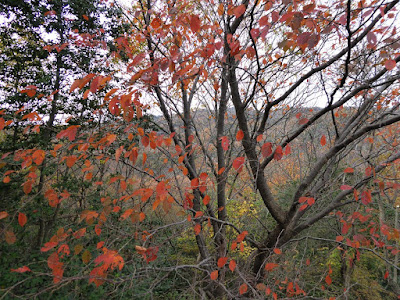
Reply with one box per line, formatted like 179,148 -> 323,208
239,283 -> 248,295
237,231 -> 248,242
259,15 -> 269,26
18,212 -> 27,227
299,204 -> 308,211
344,167 -> 354,173
261,142 -> 272,157
232,157 -> 245,173
299,118 -> 309,125
56,125 -> 79,142
11,266 -> 31,273
44,10 -> 56,16
265,263 -> 279,271
210,270 -> 218,280
320,135 -> 326,146
203,195 -> 210,205
220,136 -> 229,151
297,32 -> 311,45
274,146 -> 283,161
340,185 -> 353,190
284,144 -> 291,155
325,275 -> 332,285
367,32 -> 377,45
384,270 -> 389,280
141,136 -> 149,147
385,59 -> 396,70
234,5 -> 246,18
236,130 -> 244,141
229,260 -> 236,272
90,76 -> 102,93
190,15 -> 201,33
361,190 -> 372,205
217,257 -> 228,268
41,242 -> 58,252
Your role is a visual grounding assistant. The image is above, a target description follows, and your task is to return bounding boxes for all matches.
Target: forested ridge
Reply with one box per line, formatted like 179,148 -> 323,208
1,0 -> 400,299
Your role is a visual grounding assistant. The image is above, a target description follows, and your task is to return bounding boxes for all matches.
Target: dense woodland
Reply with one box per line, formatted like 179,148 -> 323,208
0,0 -> 400,299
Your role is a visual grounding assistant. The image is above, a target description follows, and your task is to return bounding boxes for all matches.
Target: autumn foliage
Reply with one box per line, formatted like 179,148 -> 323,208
1,0 -> 400,298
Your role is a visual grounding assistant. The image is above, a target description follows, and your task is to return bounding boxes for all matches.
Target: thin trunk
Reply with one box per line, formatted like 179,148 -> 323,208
35,21 -> 63,248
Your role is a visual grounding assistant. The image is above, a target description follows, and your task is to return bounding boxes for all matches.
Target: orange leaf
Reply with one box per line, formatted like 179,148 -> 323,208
32,149 -> 45,165
0,211 -> 9,220
229,260 -> 236,272
151,17 -> 162,29
11,266 -> 31,273
66,155 -> 77,168
70,79 -> 82,93
56,125 -> 79,142
23,181 -> 32,194
210,270 -> 218,280
194,223 -> 201,235
236,130 -> 244,141
325,275 -> 332,285
239,283 -> 248,295
237,231 -> 248,242
203,195 -> 210,205
217,257 -> 228,268
5,230 -> 16,244
18,212 -> 27,227
273,248 -> 281,255
135,245 -> 147,254
139,212 -> 146,222
336,236 -> 344,242
256,283 -> 267,291
218,3 -> 224,15
0,117 -> 5,130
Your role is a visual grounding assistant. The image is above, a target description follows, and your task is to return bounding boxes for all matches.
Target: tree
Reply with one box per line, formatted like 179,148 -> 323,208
1,0 -> 400,298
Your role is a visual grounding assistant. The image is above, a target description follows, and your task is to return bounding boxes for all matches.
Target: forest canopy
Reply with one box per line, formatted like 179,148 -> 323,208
0,0 -> 400,299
